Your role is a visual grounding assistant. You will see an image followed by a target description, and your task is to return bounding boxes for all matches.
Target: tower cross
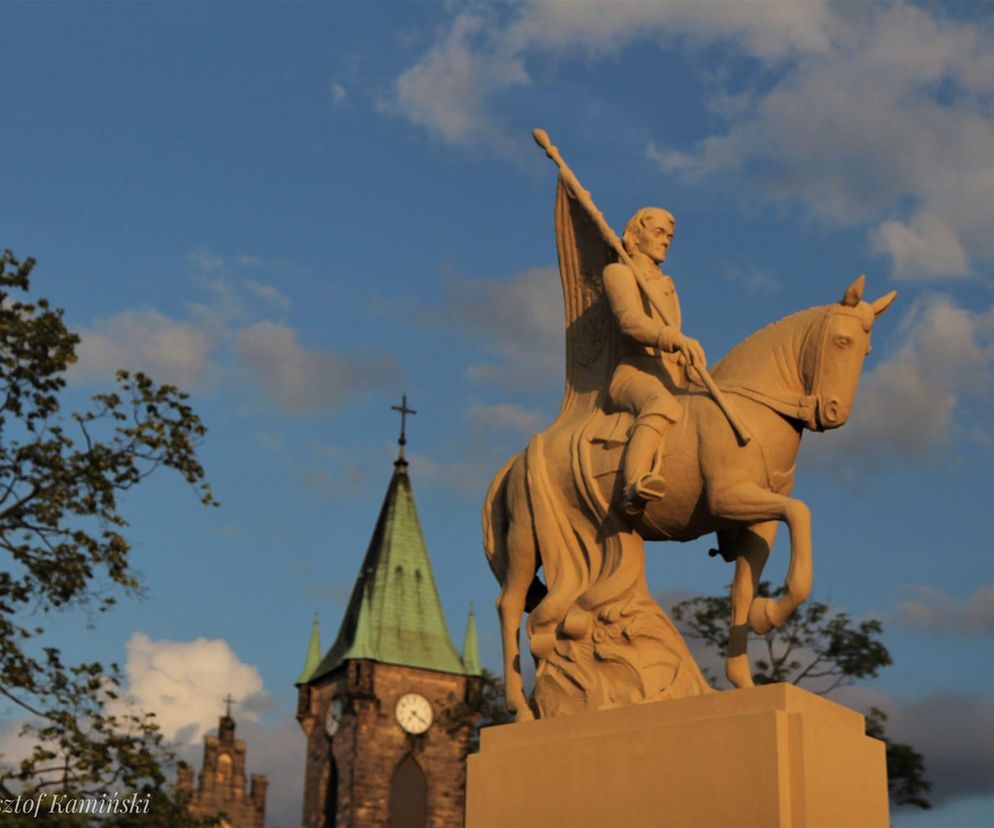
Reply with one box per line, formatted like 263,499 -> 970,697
223,693 -> 235,717
391,394 -> 417,449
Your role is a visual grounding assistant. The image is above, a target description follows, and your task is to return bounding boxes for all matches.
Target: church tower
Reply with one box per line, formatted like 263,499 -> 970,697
296,399 -> 482,828
177,699 -> 267,828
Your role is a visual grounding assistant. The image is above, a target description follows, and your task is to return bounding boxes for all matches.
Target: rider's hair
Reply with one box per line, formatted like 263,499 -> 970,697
622,207 -> 675,257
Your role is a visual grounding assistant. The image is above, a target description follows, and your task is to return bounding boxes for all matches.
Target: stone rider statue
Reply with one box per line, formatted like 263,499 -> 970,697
603,207 -> 708,515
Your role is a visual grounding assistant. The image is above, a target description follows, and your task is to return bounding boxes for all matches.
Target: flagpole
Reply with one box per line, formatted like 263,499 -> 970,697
532,128 -> 750,447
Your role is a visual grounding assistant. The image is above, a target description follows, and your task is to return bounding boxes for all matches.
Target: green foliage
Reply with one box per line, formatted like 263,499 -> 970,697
437,669 -> 513,753
0,250 -> 218,825
865,707 -> 932,810
671,581 -> 892,691
671,582 -> 931,809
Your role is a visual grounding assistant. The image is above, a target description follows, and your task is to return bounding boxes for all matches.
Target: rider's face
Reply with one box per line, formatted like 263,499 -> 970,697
635,212 -> 675,264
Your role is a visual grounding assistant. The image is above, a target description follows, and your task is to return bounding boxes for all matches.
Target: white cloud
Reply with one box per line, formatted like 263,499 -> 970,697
894,583 -> 994,637
466,402 -> 549,435
0,634 -> 272,793
390,3 -> 994,280
403,449 -> 500,503
236,321 -> 398,414
0,714 -> 41,777
187,247 -> 304,280
245,280 -> 292,313
75,309 -> 215,388
805,294 -> 994,471
331,82 -> 348,106
645,4 -> 994,281
120,632 -> 267,744
445,266 -> 563,391
297,461 -> 370,499
387,3 -> 831,156
186,247 -> 298,324
13,646 -> 297,828
721,264 -> 781,295
90,633 -> 301,826
391,13 -> 528,154
388,266 -> 563,500
507,1 -> 834,62
186,246 -> 225,275
73,248 -> 304,390
73,248 -> 391,416
873,216 -> 971,281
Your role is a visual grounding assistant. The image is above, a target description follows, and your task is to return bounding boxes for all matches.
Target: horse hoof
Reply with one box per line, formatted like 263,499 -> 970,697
749,597 -> 773,635
725,655 -> 754,689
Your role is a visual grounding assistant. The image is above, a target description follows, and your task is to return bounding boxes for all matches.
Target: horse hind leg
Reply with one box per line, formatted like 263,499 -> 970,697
722,521 -> 777,689
496,508 -> 539,722
497,463 -> 545,722
484,455 -> 535,721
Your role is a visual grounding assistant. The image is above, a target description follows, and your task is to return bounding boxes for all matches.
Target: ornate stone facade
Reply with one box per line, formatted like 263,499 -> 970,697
177,709 -> 267,828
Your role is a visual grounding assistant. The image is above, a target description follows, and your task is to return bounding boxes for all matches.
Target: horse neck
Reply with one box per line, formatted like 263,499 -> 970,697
713,307 -> 822,400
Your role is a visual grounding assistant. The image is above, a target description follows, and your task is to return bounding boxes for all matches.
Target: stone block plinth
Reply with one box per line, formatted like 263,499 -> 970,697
466,683 -> 888,827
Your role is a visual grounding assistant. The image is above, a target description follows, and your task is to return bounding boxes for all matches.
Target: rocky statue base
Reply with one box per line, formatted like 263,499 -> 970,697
466,684 -> 888,828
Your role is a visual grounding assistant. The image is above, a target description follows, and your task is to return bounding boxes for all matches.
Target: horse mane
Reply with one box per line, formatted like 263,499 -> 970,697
711,305 -> 828,397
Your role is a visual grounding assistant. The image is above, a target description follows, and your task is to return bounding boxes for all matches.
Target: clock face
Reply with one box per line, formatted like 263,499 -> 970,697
395,693 -> 433,735
325,696 -> 344,737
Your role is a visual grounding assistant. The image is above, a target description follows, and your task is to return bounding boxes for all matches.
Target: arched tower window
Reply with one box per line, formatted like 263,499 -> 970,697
388,753 -> 427,828
215,753 -> 233,785
323,753 -> 339,828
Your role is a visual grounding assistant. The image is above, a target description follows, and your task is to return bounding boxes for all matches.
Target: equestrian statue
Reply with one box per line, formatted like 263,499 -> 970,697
482,129 -> 897,721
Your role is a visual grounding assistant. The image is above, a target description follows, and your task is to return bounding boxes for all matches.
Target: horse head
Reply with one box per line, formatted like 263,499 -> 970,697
801,275 -> 897,430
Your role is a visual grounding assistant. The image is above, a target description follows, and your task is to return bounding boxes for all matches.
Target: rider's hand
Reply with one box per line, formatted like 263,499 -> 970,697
677,336 -> 707,370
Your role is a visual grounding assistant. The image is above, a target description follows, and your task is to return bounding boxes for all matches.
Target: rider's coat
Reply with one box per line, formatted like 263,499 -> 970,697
602,259 -> 687,427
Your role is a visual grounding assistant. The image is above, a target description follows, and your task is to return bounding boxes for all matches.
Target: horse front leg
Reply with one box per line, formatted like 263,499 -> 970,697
709,482 -> 812,636
721,521 -> 778,689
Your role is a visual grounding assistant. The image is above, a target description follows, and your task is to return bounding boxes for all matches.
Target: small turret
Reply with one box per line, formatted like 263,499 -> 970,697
296,613 -> 322,685
462,604 -> 482,676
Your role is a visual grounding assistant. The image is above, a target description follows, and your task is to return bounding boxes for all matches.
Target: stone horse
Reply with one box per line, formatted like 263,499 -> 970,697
482,187 -> 896,722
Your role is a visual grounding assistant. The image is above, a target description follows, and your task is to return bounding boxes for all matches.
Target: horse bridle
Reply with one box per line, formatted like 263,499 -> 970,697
803,304 -> 872,431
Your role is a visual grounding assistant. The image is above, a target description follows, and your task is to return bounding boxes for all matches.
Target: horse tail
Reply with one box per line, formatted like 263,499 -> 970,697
482,453 -> 518,585
482,452 -> 548,613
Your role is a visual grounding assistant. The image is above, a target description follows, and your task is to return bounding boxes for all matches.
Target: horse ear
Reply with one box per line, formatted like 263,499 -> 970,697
870,290 -> 897,318
841,275 -> 865,307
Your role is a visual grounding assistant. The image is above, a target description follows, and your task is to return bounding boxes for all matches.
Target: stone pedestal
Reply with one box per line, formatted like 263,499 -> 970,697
466,683 -> 888,827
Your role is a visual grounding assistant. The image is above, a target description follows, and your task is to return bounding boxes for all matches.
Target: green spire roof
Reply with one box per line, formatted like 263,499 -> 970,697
309,457 -> 469,681
296,614 -> 322,684
461,604 -> 482,676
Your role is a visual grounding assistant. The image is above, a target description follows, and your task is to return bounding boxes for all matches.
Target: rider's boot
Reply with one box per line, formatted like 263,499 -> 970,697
621,417 -> 669,516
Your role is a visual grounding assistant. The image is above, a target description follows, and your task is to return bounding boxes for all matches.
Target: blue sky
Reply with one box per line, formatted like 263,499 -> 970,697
2,2 -> 993,825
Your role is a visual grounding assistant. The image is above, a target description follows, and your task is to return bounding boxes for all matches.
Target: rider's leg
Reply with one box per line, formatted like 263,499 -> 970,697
609,365 -> 679,513
623,413 -> 669,509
